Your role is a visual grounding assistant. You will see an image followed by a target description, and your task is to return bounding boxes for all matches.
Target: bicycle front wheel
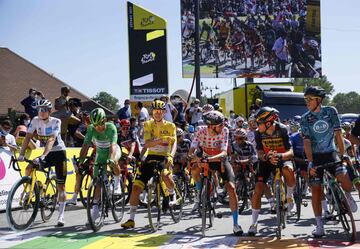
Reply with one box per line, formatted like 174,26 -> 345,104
169,176 -> 184,223
294,172 -> 302,221
275,180 -> 282,238
112,177 -> 126,223
86,177 -> 105,232
332,183 -> 357,242
147,178 -> 161,232
6,176 -> 40,231
200,178 -> 208,237
79,173 -> 92,208
40,176 -> 57,222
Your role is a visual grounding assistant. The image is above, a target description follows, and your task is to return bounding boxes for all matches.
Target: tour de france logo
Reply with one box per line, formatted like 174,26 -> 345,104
313,120 -> 329,134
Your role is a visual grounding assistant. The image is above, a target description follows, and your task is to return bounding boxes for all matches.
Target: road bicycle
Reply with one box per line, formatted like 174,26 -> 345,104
86,162 -> 125,232
318,162 -> 357,242
6,157 -> 57,231
147,160 -> 184,232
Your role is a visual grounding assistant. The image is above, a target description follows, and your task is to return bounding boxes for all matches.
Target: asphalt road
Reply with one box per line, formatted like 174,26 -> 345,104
0,192 -> 359,249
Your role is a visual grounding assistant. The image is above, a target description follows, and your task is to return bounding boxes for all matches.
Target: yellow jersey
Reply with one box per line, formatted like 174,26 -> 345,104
143,119 -> 176,157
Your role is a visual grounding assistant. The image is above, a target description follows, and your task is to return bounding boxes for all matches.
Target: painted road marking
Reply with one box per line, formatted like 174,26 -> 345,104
3,232 -> 360,249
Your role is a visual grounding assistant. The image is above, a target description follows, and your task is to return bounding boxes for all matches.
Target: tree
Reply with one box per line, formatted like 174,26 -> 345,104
92,91 -> 120,112
292,75 -> 334,105
331,91 -> 360,114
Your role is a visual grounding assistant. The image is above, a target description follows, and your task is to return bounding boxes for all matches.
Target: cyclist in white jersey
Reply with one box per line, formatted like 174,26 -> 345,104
18,99 -> 67,227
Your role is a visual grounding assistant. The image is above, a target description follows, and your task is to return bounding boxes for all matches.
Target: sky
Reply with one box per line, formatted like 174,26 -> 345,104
1,0 -> 360,106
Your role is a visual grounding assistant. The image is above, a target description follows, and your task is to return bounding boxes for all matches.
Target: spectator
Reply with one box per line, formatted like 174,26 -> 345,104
171,94 -> 187,123
54,86 -> 71,111
229,110 -> 237,129
250,98 -> 262,114
0,120 -> 17,152
136,101 -> 150,122
189,98 -> 202,127
51,96 -> 80,144
117,99 -> 132,120
160,95 -> 178,122
35,91 -> 45,100
272,30 -> 289,78
67,98 -> 83,146
13,114 -> 36,150
20,88 -> 38,118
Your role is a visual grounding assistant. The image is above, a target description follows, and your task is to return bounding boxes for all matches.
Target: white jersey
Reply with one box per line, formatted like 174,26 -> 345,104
27,116 -> 66,152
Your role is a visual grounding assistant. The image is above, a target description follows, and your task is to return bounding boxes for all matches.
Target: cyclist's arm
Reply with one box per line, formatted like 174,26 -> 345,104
128,141 -> 136,158
334,129 -> 345,157
208,150 -> 227,161
303,138 -> 313,163
42,135 -> 56,158
80,126 -> 93,163
79,143 -> 90,163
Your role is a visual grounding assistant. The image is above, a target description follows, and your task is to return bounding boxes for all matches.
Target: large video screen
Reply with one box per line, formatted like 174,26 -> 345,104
181,0 -> 321,78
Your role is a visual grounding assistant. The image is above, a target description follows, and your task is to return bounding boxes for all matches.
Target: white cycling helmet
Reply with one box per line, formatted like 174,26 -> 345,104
32,99 -> 52,110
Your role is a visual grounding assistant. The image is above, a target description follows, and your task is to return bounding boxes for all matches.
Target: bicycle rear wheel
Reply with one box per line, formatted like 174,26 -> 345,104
200,178 -> 208,237
236,178 -> 248,214
112,177 -> 126,223
147,178 -> 161,232
332,183 -> 357,242
40,176 -> 57,222
6,177 -> 40,231
275,180 -> 282,238
294,172 -> 302,221
86,177 -> 105,232
169,176 -> 184,223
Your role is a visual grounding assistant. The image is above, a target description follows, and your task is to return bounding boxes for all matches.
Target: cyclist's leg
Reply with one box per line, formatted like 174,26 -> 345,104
219,160 -> 243,234
249,162 -> 271,232
282,161 -> 296,209
191,163 -> 202,208
112,144 -> 122,193
47,150 -> 67,225
122,156 -> 154,228
25,163 -> 33,176
333,160 -> 358,212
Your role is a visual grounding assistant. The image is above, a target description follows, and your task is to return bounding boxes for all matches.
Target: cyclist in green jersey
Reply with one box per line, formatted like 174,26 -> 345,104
79,108 -> 122,220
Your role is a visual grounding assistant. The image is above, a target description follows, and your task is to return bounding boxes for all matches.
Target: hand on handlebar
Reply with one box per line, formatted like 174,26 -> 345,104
18,155 -> 25,162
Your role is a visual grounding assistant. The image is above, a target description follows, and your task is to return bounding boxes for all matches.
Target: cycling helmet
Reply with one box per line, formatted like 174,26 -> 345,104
248,115 -> 256,123
33,99 -> 52,110
294,115 -> 301,122
203,111 -> 225,126
308,39 -> 319,49
90,108 -> 106,126
188,125 -> 195,133
176,128 -> 184,137
235,116 -> 245,123
344,138 -> 352,151
234,128 -> 247,138
290,121 -> 300,133
304,86 -> 326,98
202,104 -> 214,113
120,119 -> 130,127
214,103 -> 220,110
152,99 -> 166,110
341,122 -> 351,130
255,106 -> 278,123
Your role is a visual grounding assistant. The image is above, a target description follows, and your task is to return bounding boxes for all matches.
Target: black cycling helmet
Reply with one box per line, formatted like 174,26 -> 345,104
203,111 -> 224,126
304,86 -> 326,98
255,106 -> 278,123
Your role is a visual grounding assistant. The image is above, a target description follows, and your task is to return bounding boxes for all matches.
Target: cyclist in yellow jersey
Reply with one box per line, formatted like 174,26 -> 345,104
121,99 -> 177,229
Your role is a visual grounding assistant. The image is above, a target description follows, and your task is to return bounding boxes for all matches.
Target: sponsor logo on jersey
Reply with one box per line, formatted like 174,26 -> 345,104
313,120 -> 329,133
45,127 -> 53,135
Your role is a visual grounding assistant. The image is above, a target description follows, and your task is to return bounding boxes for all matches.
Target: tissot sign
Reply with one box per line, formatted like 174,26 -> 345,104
127,2 -> 168,101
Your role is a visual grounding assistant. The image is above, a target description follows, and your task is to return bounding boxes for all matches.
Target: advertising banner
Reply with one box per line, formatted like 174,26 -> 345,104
0,148 -> 91,211
128,2 -> 168,102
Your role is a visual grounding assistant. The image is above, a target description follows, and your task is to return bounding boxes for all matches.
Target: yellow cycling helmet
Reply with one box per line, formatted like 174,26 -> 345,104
152,99 -> 166,110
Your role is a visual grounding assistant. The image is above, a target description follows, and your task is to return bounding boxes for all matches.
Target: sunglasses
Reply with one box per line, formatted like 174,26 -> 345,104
121,126 -> 130,130
235,137 -> 246,140
304,96 -> 321,102
94,121 -> 105,128
153,109 -> 163,115
38,107 -> 50,113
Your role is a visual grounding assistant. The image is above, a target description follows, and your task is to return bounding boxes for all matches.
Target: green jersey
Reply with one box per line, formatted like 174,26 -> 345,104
84,122 -> 118,165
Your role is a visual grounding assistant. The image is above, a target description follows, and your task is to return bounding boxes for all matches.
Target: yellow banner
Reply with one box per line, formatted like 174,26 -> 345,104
15,148 -> 92,199
133,3 -> 166,30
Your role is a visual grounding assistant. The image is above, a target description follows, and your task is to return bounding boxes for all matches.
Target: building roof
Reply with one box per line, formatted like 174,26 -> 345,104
0,47 -> 114,116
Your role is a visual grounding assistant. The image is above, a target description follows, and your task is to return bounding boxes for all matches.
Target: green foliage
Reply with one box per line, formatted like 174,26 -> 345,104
331,91 -> 360,114
91,91 -> 120,112
292,75 -> 334,105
